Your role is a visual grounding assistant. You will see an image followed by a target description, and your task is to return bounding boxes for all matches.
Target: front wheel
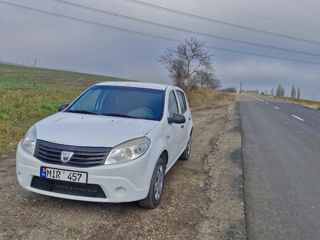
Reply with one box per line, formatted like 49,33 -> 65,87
179,136 -> 192,160
138,157 -> 166,209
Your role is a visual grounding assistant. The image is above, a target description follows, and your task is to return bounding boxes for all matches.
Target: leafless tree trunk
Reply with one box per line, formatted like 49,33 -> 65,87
291,85 -> 296,98
276,84 -> 285,97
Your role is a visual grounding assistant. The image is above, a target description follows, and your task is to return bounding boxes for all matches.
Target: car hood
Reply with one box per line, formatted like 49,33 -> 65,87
35,112 -> 158,147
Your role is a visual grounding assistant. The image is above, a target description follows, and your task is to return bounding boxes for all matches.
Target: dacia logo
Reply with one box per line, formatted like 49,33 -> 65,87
61,151 -> 74,163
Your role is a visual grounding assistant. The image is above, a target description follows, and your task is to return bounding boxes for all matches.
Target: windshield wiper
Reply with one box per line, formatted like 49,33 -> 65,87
100,113 -> 138,119
67,110 -> 98,115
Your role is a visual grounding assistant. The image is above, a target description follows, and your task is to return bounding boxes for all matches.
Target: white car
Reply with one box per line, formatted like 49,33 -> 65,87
16,82 -> 193,208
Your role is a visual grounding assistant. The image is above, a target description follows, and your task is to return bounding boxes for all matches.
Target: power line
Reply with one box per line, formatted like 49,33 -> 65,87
0,0 -> 176,42
291,0 -> 320,9
124,0 -> 320,46
206,45 -> 320,65
1,1 -> 320,65
186,0 -> 314,30
53,0 -> 320,57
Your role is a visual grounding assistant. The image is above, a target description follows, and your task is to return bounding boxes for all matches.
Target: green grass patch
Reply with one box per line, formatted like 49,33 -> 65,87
0,64 -> 133,155
0,64 -> 131,89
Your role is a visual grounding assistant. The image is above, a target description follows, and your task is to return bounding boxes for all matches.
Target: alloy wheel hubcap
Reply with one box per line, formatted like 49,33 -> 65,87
154,165 -> 164,201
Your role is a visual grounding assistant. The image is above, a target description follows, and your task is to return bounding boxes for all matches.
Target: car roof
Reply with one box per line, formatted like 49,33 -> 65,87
95,81 -> 171,90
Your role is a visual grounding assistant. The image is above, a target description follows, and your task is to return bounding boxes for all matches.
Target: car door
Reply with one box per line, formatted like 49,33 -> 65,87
175,90 -> 190,148
166,90 -> 184,165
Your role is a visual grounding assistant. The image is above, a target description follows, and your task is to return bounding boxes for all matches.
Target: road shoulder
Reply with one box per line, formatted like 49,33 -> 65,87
197,102 -> 246,239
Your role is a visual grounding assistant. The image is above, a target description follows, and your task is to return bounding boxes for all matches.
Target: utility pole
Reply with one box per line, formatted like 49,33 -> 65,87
240,81 -> 242,93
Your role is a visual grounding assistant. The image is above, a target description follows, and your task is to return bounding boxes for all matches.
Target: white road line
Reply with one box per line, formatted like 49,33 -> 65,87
252,96 -> 264,102
291,115 -> 305,121
273,106 -> 280,110
265,102 -> 269,104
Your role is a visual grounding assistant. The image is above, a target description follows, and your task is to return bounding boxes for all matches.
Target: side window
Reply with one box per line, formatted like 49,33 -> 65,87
168,91 -> 179,118
176,91 -> 187,114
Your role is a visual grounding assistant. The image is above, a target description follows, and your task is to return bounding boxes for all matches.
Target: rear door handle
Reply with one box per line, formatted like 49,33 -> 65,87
181,125 -> 184,128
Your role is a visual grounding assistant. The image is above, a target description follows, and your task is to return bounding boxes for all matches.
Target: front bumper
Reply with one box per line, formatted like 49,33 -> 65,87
16,143 -> 151,203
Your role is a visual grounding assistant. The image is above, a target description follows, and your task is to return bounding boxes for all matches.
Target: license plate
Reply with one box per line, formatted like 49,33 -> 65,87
40,166 -> 88,183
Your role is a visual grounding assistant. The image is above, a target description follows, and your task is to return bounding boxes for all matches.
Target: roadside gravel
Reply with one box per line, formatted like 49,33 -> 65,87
0,103 -> 246,239
197,102 -> 246,240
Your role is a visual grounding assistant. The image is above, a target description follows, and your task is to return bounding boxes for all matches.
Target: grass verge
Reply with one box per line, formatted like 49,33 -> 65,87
266,95 -> 320,110
188,87 -> 235,111
0,64 -> 130,155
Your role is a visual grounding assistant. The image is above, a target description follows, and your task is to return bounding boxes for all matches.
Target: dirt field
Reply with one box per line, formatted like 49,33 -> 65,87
0,103 -> 245,240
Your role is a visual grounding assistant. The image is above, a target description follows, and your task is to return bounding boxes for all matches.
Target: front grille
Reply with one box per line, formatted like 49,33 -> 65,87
31,176 -> 106,198
34,139 -> 111,167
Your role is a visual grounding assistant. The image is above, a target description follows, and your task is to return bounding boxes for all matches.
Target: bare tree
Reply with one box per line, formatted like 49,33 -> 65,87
276,84 -> 285,97
297,87 -> 301,99
194,70 -> 221,89
207,76 -> 221,89
167,59 -> 186,87
291,85 -> 296,99
159,38 -> 218,91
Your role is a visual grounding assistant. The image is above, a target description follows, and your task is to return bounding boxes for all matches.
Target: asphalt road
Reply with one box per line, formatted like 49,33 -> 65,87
239,94 -> 320,239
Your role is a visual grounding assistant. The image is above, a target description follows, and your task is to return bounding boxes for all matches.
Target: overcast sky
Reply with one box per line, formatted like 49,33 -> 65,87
1,0 -> 320,100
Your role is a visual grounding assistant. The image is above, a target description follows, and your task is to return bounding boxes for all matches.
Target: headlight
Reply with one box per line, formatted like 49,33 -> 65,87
105,137 -> 151,165
21,125 -> 37,155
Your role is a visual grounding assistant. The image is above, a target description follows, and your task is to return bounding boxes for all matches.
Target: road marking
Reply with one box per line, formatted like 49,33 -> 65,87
291,115 -> 304,121
273,106 -> 279,110
252,96 -> 264,102
265,102 -> 269,104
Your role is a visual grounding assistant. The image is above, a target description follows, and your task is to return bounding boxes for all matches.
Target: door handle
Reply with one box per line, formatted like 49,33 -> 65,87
181,125 -> 184,128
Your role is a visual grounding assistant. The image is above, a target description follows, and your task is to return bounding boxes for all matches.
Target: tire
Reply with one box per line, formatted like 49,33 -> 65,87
138,156 -> 166,209
179,135 -> 192,160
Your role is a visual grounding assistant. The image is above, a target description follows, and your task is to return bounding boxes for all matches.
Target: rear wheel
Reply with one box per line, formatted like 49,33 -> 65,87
138,156 -> 166,209
179,135 -> 192,160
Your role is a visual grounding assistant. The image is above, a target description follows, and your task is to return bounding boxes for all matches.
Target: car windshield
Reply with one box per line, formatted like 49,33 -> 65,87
66,85 -> 165,121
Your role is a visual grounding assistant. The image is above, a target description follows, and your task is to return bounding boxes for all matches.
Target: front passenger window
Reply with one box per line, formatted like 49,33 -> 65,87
168,91 -> 179,118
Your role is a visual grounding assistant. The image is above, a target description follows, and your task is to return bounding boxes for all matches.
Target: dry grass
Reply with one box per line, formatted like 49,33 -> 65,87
267,95 -> 320,110
188,87 -> 235,111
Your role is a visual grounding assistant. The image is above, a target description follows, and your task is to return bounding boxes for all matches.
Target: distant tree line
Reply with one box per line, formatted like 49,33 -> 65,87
0,56 -> 37,67
243,90 -> 259,94
159,38 -> 221,91
221,87 -> 236,93
276,85 -> 285,97
270,84 -> 301,99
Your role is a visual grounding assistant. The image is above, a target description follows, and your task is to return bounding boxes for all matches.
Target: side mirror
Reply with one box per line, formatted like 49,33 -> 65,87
58,103 -> 69,112
168,113 -> 186,124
